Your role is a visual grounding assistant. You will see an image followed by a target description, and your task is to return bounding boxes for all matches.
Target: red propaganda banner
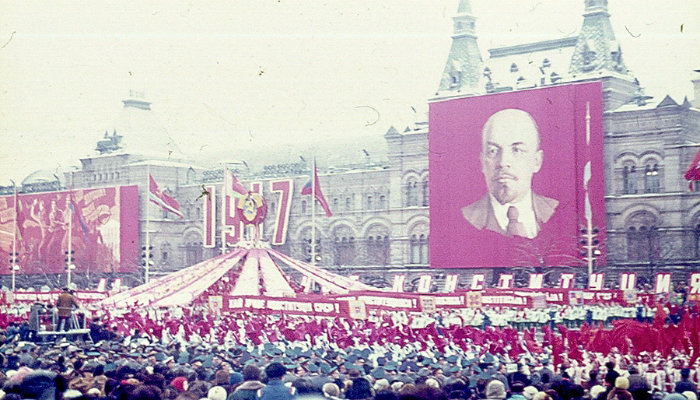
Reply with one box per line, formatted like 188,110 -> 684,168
0,186 -> 139,275
429,82 -> 605,268
479,290 -> 532,308
346,293 -> 421,312
10,290 -> 108,304
223,295 -> 349,317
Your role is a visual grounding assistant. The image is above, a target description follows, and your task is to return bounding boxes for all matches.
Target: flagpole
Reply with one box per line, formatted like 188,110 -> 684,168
585,101 -> 593,277
311,159 -> 316,266
66,186 -> 73,289
11,180 -> 17,292
221,164 -> 228,255
145,166 -> 151,284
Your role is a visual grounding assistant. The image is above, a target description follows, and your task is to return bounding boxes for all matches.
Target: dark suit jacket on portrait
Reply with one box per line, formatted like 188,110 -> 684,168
461,193 -> 558,237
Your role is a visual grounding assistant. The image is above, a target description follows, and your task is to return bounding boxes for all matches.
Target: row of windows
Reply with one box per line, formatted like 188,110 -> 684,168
301,236 -> 391,266
92,171 -> 121,183
622,164 -> 660,194
299,234 -> 428,266
626,224 -> 700,261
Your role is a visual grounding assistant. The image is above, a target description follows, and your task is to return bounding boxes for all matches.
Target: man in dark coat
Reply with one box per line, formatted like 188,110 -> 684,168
56,287 -> 80,331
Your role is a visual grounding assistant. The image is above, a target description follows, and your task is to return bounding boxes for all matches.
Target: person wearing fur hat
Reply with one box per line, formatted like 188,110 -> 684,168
486,380 -> 507,400
607,377 -> 632,400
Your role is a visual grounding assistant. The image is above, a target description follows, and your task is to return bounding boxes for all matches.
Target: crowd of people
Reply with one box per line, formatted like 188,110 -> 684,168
0,297 -> 699,400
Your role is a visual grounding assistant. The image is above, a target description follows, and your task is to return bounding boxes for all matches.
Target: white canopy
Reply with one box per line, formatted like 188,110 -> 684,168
100,244 -> 381,308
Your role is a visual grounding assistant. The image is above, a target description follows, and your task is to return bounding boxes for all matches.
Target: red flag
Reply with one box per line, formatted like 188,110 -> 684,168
149,175 -> 184,218
653,303 -> 668,329
226,169 -> 248,199
301,162 -> 333,217
684,146 -> 700,189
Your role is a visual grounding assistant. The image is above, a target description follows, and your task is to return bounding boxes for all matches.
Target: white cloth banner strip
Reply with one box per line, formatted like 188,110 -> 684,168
258,249 -> 296,297
155,251 -> 246,307
231,252 -> 261,296
102,249 -> 243,307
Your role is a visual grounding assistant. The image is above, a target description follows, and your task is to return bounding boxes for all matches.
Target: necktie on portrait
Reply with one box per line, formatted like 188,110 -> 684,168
506,206 -> 527,237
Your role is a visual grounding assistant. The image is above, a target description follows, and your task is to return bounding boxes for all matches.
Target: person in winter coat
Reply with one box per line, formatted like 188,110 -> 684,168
56,287 -> 80,331
229,365 -> 265,400
258,363 -> 294,400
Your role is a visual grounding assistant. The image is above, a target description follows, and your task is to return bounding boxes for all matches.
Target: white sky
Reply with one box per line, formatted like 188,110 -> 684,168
0,0 -> 698,184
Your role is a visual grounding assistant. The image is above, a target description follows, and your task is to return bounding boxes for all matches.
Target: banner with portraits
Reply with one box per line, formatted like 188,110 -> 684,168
429,82 -> 605,268
0,186 -> 139,275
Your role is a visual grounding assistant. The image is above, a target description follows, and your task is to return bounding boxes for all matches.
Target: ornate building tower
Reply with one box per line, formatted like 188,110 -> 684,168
569,0 -> 636,109
436,0 -> 483,95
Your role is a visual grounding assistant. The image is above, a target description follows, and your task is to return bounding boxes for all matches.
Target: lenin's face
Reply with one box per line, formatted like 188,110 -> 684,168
480,109 -> 543,204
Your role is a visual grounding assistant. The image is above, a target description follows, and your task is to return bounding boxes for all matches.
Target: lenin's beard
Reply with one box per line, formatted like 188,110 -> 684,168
490,178 -> 520,205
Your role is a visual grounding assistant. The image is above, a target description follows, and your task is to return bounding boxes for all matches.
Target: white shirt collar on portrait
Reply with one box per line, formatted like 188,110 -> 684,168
489,190 -> 538,239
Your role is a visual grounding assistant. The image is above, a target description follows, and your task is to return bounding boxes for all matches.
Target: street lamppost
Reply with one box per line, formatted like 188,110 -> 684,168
580,227 -> 600,276
9,252 -> 19,292
65,250 -> 75,289
142,245 -> 154,282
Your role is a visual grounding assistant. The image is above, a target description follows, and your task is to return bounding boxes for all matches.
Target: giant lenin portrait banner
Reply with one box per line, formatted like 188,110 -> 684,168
0,185 -> 139,275
429,82 -> 605,268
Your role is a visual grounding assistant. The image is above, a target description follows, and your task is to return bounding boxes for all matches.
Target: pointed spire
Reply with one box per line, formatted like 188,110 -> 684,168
436,0 -> 483,94
456,0 -> 472,14
569,0 -> 628,76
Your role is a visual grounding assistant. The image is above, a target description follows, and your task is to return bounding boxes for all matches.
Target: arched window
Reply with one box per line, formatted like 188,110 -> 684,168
410,235 -> 420,264
345,197 -> 352,212
582,42 -> 597,67
367,195 -> 373,210
421,178 -> 429,206
333,236 -> 355,266
301,200 -> 307,215
644,164 -> 660,193
419,234 -> 429,264
626,211 -> 659,263
406,180 -> 419,207
366,228 -> 390,265
185,240 -> 202,266
379,195 -> 386,210
333,198 -> 338,211
623,165 -> 637,194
